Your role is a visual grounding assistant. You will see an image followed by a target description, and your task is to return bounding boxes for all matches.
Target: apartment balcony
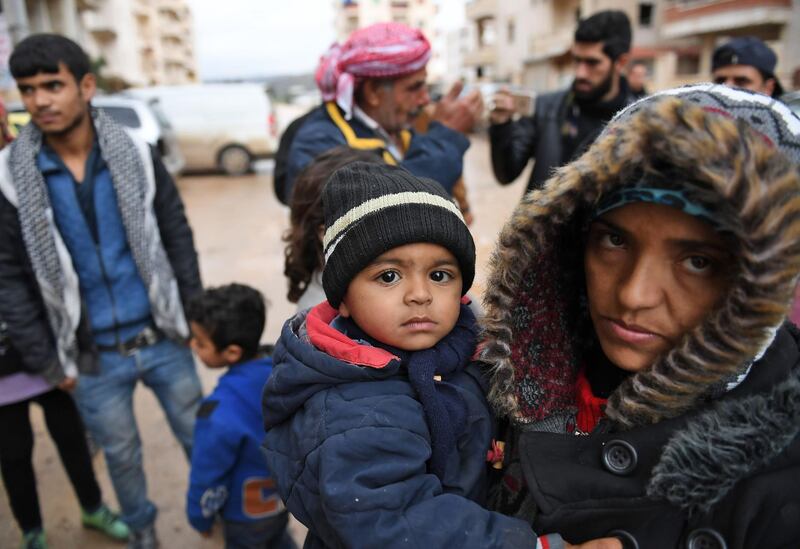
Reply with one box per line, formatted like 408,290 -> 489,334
662,0 -> 791,38
133,0 -> 150,18
158,0 -> 183,10
77,0 -> 103,11
466,0 -> 497,21
464,44 -> 497,67
160,19 -> 183,39
162,47 -> 189,66
527,28 -> 573,63
158,4 -> 181,21
82,10 -> 116,42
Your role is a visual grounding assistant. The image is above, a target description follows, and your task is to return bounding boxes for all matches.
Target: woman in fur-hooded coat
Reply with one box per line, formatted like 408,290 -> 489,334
481,85 -> 800,549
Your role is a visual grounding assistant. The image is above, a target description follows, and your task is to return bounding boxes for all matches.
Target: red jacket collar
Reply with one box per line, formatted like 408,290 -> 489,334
306,302 -> 398,369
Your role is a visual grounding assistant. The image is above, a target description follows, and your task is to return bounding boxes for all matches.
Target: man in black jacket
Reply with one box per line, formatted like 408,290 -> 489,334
489,10 -> 635,196
0,34 -> 203,549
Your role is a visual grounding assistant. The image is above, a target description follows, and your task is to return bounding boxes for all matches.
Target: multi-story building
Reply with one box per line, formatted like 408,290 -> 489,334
332,0 -> 443,82
661,0 -> 799,89
2,0 -> 198,89
463,0 -> 800,93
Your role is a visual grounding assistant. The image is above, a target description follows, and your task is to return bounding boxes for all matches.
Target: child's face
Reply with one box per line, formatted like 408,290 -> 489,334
190,321 -> 231,369
338,242 -> 463,351
584,202 -> 733,372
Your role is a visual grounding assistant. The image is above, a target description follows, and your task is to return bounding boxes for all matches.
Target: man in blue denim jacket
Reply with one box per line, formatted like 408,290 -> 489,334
0,34 -> 203,549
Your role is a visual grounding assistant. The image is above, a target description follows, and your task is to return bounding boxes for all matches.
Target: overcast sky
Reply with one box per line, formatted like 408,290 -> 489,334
188,0 -> 465,80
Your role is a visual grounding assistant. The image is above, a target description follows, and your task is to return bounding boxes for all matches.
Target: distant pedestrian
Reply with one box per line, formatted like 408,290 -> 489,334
0,34 -> 203,549
712,36 -> 784,98
283,22 -> 482,200
283,146 -> 382,311
186,284 -> 296,549
489,10 -> 636,196
1,322 -> 129,549
627,60 -> 649,99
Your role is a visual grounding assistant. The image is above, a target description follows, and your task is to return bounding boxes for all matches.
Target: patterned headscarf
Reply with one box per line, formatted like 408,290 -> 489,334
315,22 -> 431,119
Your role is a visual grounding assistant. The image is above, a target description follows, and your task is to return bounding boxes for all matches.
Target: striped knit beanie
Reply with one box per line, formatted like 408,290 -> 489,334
607,83 -> 800,165
322,162 -> 475,308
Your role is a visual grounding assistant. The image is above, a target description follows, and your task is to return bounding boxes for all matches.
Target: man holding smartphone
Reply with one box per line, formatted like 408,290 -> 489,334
489,10 -> 635,196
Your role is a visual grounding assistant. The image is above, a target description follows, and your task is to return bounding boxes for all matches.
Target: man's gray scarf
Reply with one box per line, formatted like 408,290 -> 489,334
9,109 -> 188,375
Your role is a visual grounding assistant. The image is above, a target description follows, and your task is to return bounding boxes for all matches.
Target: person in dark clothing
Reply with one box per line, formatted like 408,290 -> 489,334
489,10 -> 635,196
1,323 -> 129,549
480,84 -> 800,548
712,36 -> 784,98
626,61 -> 649,100
0,34 -> 203,549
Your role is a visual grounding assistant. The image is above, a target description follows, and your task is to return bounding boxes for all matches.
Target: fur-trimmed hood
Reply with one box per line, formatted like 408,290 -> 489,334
481,85 -> 800,429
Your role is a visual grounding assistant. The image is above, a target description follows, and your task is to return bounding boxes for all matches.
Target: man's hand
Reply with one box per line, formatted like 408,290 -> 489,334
58,377 -> 77,392
432,80 -> 483,134
565,537 -> 623,549
488,88 -> 515,125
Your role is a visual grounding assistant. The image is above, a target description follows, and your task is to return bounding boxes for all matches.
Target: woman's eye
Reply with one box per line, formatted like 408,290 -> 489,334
430,270 -> 453,283
601,232 -> 625,248
378,271 -> 398,284
682,255 -> 712,274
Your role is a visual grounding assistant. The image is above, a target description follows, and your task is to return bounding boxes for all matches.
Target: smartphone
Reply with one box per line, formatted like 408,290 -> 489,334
510,92 -> 535,117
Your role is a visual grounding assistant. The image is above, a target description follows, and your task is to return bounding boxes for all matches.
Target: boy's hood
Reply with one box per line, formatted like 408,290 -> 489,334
263,303 -> 402,428
481,88 -> 800,429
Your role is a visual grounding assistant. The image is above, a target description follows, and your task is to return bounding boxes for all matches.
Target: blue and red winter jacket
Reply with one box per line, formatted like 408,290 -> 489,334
187,357 -> 285,532
262,303 -> 538,549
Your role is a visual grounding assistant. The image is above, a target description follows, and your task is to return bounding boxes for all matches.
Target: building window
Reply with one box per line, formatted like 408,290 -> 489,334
639,3 -> 653,27
507,20 -> 515,43
676,53 -> 700,76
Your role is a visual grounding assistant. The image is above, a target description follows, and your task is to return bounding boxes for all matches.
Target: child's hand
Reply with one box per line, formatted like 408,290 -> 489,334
565,538 -> 623,549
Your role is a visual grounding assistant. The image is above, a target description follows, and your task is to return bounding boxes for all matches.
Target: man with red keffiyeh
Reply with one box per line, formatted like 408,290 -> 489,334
283,22 -> 482,201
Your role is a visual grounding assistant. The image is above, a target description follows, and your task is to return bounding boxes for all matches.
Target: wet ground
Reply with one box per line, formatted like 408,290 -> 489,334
0,135 -> 529,548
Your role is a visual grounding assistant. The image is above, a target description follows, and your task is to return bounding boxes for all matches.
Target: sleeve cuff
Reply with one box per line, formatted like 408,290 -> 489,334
187,512 -> 214,533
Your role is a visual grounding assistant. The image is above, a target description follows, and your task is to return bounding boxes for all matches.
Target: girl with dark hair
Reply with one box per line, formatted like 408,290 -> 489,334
283,146 -> 382,309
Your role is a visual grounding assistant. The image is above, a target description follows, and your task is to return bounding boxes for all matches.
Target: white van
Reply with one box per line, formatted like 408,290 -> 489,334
125,84 -> 278,175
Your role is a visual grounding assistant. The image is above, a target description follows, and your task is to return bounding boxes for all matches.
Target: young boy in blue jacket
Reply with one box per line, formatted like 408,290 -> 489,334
186,284 -> 295,549
263,163 -> 548,548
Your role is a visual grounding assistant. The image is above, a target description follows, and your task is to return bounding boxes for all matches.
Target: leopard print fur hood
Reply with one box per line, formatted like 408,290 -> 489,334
480,85 -> 800,430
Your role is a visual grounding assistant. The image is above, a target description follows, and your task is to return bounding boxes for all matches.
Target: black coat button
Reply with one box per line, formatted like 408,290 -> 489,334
601,439 -> 637,475
686,528 -> 727,549
608,529 -> 639,549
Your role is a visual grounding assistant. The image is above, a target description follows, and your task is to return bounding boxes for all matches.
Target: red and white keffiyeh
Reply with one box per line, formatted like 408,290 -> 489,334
315,22 -> 431,119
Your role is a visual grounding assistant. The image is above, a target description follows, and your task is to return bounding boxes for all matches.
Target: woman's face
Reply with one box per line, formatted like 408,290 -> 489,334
584,202 -> 733,372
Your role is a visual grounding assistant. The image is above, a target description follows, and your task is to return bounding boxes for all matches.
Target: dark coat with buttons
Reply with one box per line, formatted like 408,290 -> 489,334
479,90 -> 800,548
514,325 -> 800,549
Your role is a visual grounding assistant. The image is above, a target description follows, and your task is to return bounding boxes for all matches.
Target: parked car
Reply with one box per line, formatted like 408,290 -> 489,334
6,95 -> 185,176
125,84 -> 278,175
